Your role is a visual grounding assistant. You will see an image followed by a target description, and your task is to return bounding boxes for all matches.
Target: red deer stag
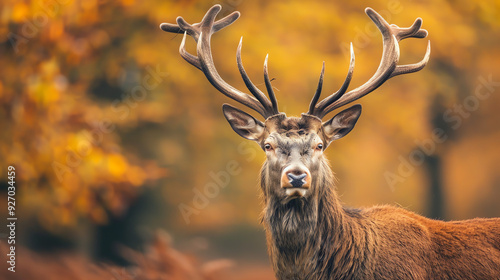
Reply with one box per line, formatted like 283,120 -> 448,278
160,5 -> 500,280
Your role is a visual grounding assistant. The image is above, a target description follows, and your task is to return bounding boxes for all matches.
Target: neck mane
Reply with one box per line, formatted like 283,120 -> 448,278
261,159 -> 377,279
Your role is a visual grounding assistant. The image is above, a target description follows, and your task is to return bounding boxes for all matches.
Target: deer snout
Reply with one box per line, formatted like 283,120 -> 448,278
281,166 -> 311,191
287,173 -> 307,187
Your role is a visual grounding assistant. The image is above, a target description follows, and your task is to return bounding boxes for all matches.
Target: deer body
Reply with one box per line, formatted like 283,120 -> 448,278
161,5 -> 500,279
259,116 -> 500,280
263,161 -> 500,279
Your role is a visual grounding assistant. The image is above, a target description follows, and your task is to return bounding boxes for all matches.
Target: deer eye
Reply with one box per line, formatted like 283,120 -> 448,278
316,143 -> 323,151
264,143 -> 273,151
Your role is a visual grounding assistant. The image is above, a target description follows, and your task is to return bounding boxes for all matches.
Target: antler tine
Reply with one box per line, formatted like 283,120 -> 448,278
196,30 -> 267,117
160,5 -> 240,41
212,10 -> 240,33
237,38 -> 274,111
159,22 -> 182,34
310,44 -> 355,117
264,54 -> 279,115
179,32 -> 202,70
160,5 -> 279,118
308,62 -> 325,115
390,40 -> 430,78
393,17 -> 428,40
310,7 -> 430,119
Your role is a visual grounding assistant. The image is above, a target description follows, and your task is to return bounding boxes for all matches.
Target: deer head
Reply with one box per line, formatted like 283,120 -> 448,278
160,5 -> 430,219
160,5 -> 430,206
159,8 -> 500,280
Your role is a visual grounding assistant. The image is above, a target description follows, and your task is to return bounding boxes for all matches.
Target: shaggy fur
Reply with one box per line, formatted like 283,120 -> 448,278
162,4 -> 500,279
257,116 -> 500,280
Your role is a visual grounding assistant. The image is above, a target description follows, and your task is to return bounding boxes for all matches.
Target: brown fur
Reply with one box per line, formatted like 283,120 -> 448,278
256,116 -> 500,280
161,4 -> 500,279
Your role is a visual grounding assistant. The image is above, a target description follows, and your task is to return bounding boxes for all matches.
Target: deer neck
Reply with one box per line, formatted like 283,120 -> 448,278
261,161 -> 376,279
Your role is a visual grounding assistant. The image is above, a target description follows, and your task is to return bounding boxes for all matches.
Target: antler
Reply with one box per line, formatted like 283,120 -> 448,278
308,8 -> 431,119
160,5 -> 279,119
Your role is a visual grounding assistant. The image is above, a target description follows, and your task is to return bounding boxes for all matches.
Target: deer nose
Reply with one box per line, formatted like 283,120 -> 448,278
287,173 -> 307,188
281,166 -> 311,190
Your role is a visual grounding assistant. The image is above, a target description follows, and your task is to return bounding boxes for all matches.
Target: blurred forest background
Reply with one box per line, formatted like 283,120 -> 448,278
1,0 -> 499,278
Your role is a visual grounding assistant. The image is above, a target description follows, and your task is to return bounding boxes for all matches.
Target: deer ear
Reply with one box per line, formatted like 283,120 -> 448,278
322,104 -> 362,143
222,104 -> 265,141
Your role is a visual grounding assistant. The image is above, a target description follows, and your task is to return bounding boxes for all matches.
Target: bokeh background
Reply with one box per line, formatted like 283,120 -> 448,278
1,0 -> 499,279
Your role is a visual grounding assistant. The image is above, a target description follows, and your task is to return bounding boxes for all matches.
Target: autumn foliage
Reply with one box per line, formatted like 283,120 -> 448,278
1,0 -> 500,277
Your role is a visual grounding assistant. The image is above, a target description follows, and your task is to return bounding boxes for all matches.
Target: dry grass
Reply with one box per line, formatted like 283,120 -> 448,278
0,231 -> 274,280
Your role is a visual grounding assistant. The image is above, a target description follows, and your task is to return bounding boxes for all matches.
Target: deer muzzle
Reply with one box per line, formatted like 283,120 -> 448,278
281,165 -> 311,197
